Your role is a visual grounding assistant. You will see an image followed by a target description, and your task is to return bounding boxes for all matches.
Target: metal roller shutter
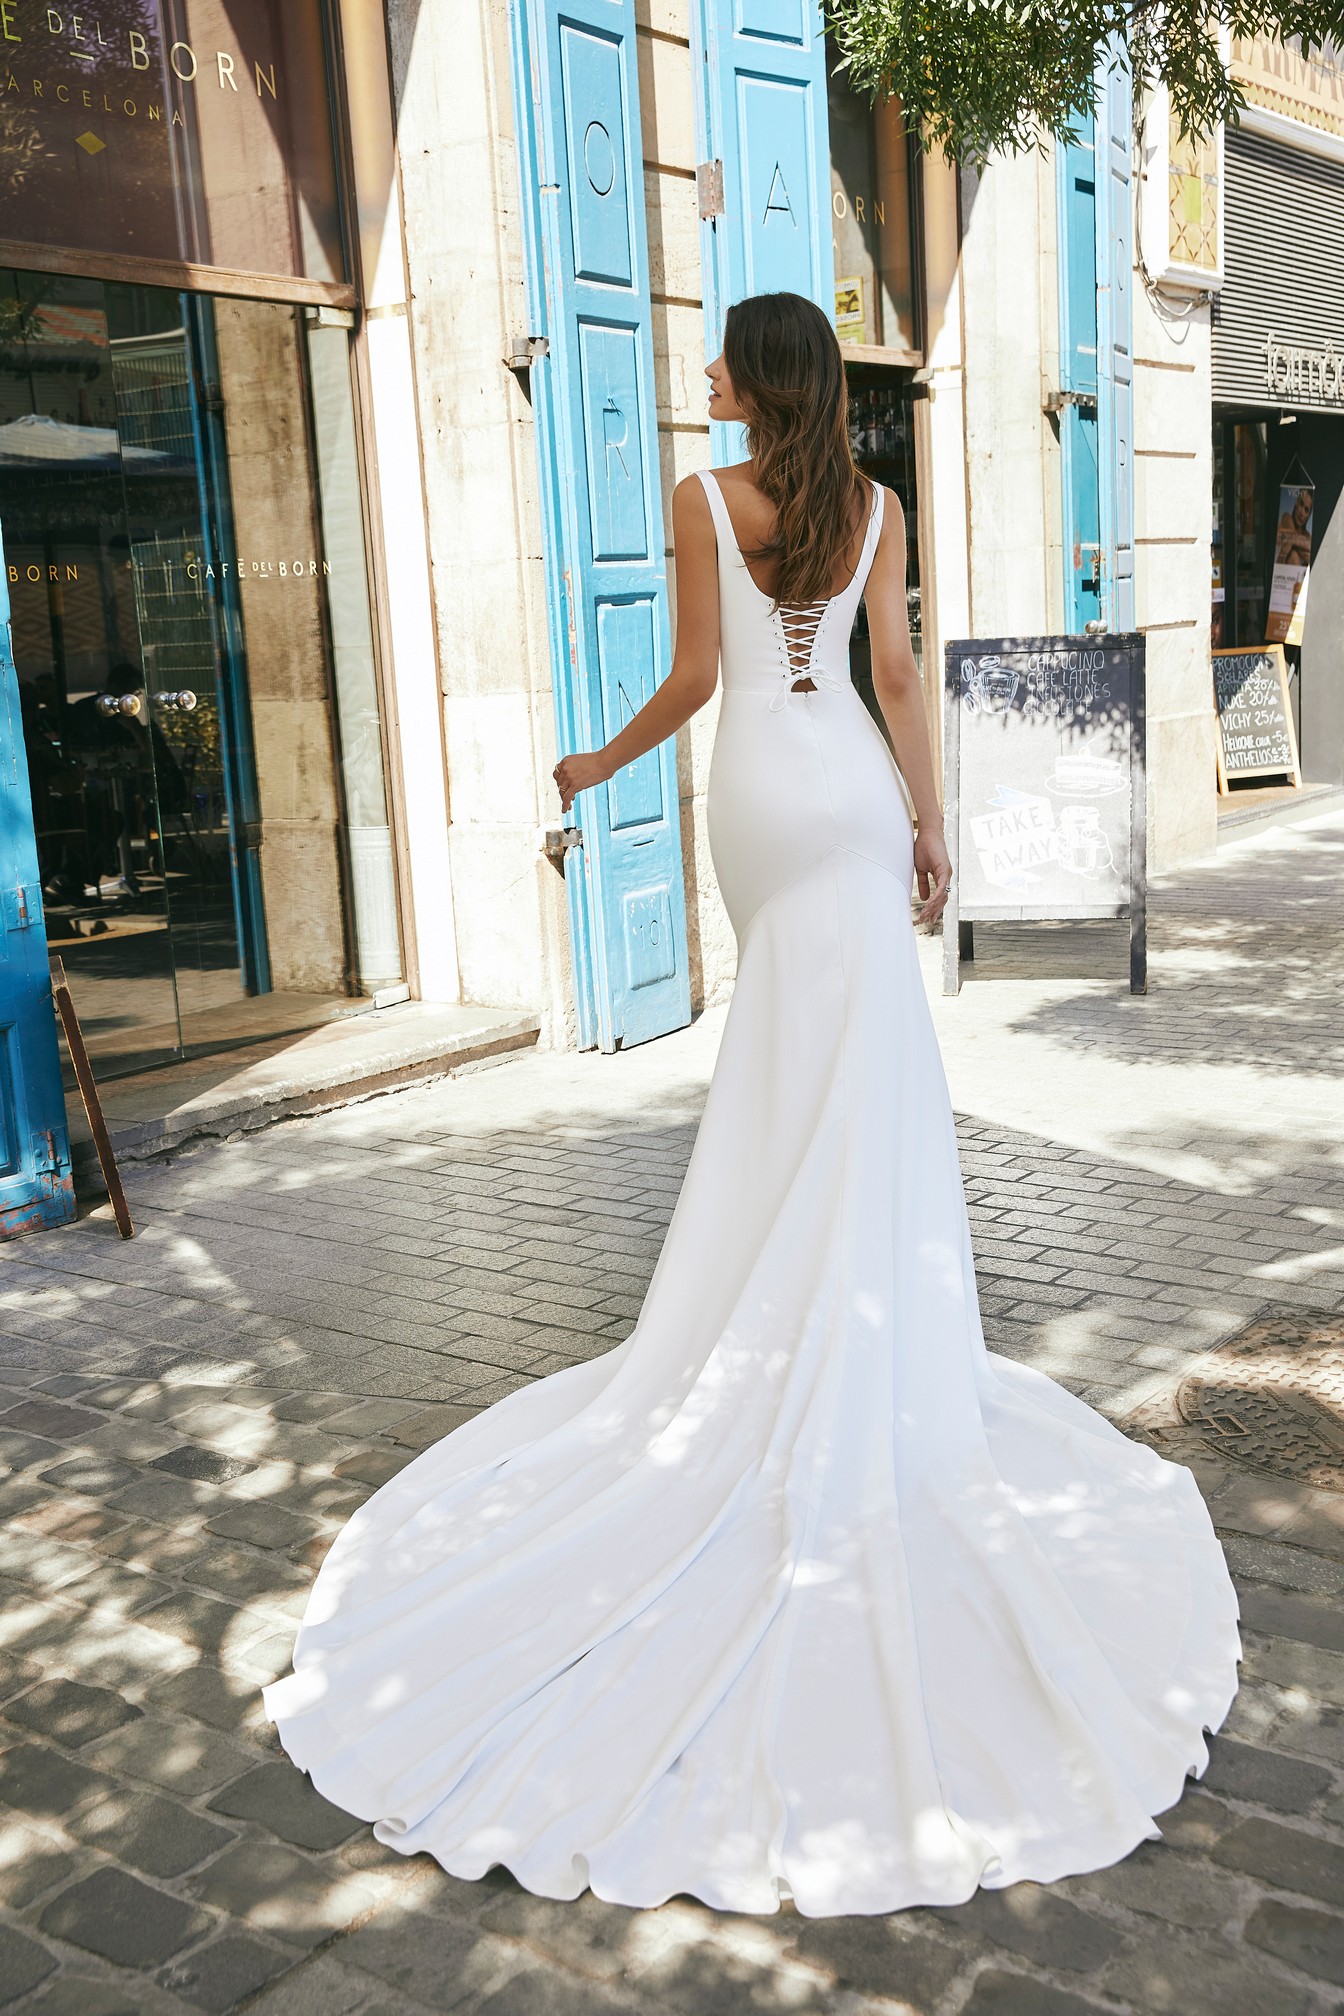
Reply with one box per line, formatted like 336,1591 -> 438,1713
1213,126 -> 1344,410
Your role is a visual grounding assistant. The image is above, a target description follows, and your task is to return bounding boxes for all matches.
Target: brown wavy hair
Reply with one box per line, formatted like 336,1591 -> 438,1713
722,291 -> 868,607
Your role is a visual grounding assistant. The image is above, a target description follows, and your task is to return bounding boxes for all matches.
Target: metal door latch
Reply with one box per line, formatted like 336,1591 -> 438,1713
539,825 -> 582,873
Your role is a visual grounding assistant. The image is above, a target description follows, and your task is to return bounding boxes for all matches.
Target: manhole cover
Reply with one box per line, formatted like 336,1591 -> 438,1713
1175,1309 -> 1344,1490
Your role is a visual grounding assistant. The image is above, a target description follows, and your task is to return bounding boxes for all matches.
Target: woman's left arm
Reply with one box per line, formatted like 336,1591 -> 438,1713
554,476 -> 721,813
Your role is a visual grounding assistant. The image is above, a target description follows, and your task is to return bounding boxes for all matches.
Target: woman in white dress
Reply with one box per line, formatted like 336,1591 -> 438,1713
265,292 -> 1240,1918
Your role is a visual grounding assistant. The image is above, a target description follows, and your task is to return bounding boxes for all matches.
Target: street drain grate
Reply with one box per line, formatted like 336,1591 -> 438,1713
1173,1308 -> 1344,1491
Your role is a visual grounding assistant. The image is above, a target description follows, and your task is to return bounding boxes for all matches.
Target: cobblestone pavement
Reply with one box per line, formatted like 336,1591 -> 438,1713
1,811 -> 1343,2016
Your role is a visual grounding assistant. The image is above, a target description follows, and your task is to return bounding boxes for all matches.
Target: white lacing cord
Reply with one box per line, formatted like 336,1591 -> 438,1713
769,599 -> 836,707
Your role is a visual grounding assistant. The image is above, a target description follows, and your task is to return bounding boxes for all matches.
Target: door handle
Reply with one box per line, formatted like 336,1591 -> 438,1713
95,692 -> 142,717
157,690 -> 198,712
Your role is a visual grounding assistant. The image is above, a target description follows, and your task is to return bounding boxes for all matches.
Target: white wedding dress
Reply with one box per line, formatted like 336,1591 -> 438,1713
265,470 -> 1241,1917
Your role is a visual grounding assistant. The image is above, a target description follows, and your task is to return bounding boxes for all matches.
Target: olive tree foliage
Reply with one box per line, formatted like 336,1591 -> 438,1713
822,2 -> 1344,160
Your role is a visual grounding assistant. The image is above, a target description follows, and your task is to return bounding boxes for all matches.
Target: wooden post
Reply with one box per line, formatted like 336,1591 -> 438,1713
49,958 -> 134,1240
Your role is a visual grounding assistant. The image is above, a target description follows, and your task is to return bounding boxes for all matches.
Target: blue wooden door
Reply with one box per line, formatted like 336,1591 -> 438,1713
1095,56 -> 1135,631
694,0 -> 833,463
1058,57 -> 1135,634
0,520 -> 75,1238
1057,128 -> 1103,632
511,0 -> 691,1051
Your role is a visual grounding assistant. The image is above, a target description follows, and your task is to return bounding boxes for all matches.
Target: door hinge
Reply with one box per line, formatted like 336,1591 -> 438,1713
2,882 -> 41,932
696,159 -> 725,221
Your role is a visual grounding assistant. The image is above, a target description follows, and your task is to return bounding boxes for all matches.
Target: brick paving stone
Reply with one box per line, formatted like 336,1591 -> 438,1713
151,1448 -> 257,1486
1202,1735 -> 1334,1812
186,1840 -> 377,1947
207,1760 -> 363,1850
16,1977 -> 147,2016
138,1588 -> 256,1660
959,1974 -> 1110,2016
0,1923 -> 57,2007
203,1501 -> 320,1551
1243,1897 -> 1344,1988
333,1448 -> 410,1489
0,1430 -> 63,1476
385,1406 -> 478,1450
82,1716 -> 256,1797
104,1475 -> 225,1528
785,1918 -> 965,2007
12,1497 -> 128,1546
69,1782 -> 236,1877
1102,1926 -> 1314,2015
157,1932 -> 297,2012
269,1392 -> 355,1423
95,1520 -> 212,1577
471,1971 -> 650,2016
244,1951 -> 387,2016
1239,1584 -> 1344,1654
40,1866 -> 213,1967
4,1678 -> 141,1750
333,1904 -> 520,2010
38,1455 -> 141,1497
1212,1815 -> 1344,1905
0,1820 -> 76,1908
1245,1640 -> 1344,1709
1222,1535 -> 1344,1599
930,1883 -> 1126,1972
0,1741 -> 119,1819
148,1662 -> 270,1735
0,1399 -> 102,1441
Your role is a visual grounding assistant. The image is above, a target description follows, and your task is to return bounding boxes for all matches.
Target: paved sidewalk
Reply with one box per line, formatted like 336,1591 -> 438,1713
0,812 -> 1342,2015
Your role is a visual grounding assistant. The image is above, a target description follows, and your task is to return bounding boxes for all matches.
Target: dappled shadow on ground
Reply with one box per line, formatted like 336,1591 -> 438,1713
991,823 -> 1344,1080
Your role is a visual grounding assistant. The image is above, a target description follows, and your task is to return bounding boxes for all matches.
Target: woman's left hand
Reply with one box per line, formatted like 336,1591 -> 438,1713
914,825 -> 953,927
553,750 -> 611,813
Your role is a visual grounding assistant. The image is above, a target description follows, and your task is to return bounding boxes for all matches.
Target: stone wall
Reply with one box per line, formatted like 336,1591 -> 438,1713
1132,285 -> 1218,867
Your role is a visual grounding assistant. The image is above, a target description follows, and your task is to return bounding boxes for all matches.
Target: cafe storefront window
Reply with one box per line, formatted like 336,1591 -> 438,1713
827,53 -> 927,704
0,2 -> 401,1075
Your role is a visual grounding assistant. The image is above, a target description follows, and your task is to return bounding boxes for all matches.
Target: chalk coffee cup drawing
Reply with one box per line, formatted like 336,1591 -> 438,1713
961,656 -> 1019,715
1055,805 -> 1114,879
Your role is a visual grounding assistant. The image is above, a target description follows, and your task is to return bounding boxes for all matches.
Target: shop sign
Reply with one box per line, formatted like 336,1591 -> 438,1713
0,0 -> 344,286
1263,333 -> 1344,405
1231,33 -> 1344,145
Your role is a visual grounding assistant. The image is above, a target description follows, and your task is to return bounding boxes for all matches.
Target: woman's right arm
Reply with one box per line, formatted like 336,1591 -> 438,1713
554,476 -> 720,812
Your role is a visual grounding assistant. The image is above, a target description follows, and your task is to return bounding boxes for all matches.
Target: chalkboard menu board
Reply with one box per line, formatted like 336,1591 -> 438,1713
1212,647 -> 1301,789
943,634 -> 1147,994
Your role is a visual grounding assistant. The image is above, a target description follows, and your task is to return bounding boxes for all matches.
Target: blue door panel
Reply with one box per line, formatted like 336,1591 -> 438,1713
0,517 -> 75,1239
512,0 -> 691,1050
1097,57 -> 1135,630
1058,128 -> 1103,632
695,0 -> 832,465
623,886 -> 676,993
562,24 -> 634,287
578,322 -> 651,561
1061,56 -> 1135,635
736,76 -> 819,298
738,0 -> 805,39
597,600 -> 665,829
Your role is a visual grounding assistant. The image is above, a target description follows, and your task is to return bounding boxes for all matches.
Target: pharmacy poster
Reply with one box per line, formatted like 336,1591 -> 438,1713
1266,483 -> 1314,645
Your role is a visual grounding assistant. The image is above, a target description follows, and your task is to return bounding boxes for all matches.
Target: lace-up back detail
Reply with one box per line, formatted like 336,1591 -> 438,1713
695,469 -> 884,710
777,602 -> 829,680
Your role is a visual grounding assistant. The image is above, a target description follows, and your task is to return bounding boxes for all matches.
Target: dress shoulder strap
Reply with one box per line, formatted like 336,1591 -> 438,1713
694,467 -> 735,552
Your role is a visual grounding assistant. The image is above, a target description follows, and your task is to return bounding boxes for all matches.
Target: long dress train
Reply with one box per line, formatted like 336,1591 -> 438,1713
264,470 -> 1240,1917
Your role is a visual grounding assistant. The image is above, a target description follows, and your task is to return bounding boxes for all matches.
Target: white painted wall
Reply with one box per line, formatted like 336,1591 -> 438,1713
959,151 -> 1059,639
